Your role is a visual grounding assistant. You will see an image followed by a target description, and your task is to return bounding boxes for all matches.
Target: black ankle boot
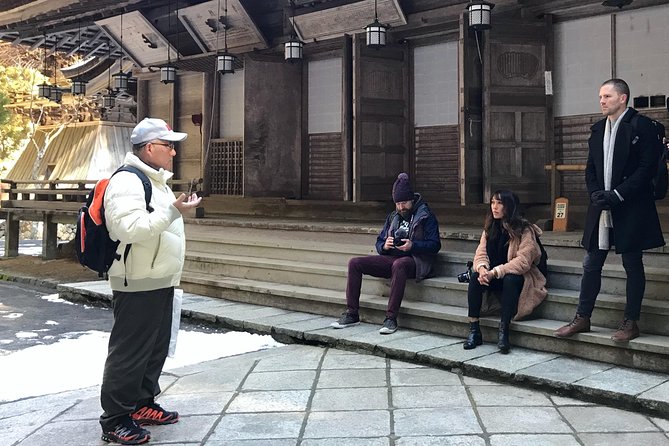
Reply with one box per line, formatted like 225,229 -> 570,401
463,321 -> 483,350
497,323 -> 510,354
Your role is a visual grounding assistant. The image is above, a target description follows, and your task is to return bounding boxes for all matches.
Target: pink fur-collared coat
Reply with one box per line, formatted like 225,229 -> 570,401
472,224 -> 548,320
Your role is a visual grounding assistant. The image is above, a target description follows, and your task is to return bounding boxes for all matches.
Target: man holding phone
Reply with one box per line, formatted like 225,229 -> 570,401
330,173 -> 441,334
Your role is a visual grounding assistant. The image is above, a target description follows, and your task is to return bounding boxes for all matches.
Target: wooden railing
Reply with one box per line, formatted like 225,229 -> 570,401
0,177 -> 203,259
1,178 -> 202,206
545,161 -> 669,203
544,162 -> 586,203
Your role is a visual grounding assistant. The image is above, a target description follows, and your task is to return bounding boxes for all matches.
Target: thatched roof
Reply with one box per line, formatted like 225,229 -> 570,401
7,121 -> 133,181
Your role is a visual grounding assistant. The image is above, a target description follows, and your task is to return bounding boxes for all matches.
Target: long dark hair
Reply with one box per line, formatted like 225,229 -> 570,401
484,189 -> 529,242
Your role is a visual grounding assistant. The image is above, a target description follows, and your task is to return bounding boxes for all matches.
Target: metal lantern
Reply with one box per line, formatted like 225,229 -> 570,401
284,37 -> 303,62
102,91 -> 116,109
365,18 -> 388,49
49,86 -> 63,103
71,80 -> 87,96
161,65 -> 177,84
467,1 -> 495,31
217,53 -> 236,74
112,71 -> 129,91
37,83 -> 51,99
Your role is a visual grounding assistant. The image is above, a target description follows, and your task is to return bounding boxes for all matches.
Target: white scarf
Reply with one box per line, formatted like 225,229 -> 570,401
598,107 -> 629,250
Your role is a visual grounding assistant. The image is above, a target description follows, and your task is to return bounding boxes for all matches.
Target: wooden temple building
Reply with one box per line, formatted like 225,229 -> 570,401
3,1 -> 669,373
0,0 -> 668,219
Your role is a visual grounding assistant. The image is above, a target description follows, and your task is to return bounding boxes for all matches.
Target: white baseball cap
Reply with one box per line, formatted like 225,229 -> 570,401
130,117 -> 188,145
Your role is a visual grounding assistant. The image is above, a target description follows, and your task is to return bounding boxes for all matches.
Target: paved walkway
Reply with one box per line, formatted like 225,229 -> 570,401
2,275 -> 668,445
58,281 -> 669,417
5,342 -> 669,446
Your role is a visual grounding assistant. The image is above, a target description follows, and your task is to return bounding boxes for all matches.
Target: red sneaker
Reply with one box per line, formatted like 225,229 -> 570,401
131,402 -> 179,426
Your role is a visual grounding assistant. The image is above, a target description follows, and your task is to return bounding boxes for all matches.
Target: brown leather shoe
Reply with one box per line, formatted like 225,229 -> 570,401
554,314 -> 591,338
611,319 -> 640,343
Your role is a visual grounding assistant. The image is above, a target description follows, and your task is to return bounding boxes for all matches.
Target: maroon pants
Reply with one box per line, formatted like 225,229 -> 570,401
346,255 -> 416,319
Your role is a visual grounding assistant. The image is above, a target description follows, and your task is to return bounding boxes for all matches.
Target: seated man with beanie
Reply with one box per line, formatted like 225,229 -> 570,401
331,172 -> 441,334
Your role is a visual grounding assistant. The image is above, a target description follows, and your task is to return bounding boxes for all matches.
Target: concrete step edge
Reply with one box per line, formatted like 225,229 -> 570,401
182,258 -> 669,314
181,273 -> 669,355
185,249 -> 669,280
186,220 -> 669,255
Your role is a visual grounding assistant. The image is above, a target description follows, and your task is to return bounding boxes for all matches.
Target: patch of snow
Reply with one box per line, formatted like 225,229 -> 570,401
0,329 -> 282,402
41,294 -> 74,305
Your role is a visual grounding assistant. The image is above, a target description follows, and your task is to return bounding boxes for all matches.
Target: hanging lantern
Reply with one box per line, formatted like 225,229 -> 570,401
285,1 -> 303,62
71,79 -> 87,96
161,65 -> 177,84
365,0 -> 389,49
365,18 -> 388,49
285,37 -> 303,62
215,0 -> 236,74
37,83 -> 51,99
467,1 -> 495,31
112,71 -> 129,91
114,13 -> 130,91
38,35 -> 51,99
217,53 -> 236,74
49,86 -> 63,103
102,91 -> 116,109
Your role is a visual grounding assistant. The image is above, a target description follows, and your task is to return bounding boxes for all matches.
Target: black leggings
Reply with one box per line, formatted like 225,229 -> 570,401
467,271 -> 524,324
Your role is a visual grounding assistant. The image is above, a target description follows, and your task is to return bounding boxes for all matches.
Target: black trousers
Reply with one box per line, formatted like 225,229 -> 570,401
100,286 -> 174,430
467,272 -> 524,324
577,249 -> 645,320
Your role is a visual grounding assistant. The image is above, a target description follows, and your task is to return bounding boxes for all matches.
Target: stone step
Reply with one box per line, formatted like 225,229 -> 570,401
179,272 -> 669,373
182,252 -> 669,336
185,219 -> 669,268
184,240 -> 669,301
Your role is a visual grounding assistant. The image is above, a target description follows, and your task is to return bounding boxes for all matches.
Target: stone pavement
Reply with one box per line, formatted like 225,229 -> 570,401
57,281 -> 669,417
3,274 -> 669,445
4,337 -> 669,445
1,279 -> 653,445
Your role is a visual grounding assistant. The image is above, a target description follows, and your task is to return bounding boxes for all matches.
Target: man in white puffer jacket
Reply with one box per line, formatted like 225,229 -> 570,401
99,118 -> 201,445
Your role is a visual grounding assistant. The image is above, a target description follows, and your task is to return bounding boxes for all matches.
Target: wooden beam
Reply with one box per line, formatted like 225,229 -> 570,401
179,14 -> 208,54
29,36 -> 46,50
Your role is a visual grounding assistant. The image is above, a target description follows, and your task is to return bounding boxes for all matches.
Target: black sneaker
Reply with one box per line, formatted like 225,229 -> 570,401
101,416 -> 150,445
330,312 -> 360,329
131,402 -> 179,426
379,317 -> 398,334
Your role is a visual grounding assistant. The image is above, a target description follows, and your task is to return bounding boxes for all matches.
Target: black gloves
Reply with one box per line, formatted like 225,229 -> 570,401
591,190 -> 622,209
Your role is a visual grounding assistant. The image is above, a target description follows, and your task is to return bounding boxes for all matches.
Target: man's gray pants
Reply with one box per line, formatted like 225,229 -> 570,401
99,286 -> 174,430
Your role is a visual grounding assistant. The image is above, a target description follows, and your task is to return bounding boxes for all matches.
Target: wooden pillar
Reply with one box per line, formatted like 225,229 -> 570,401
42,213 -> 58,260
201,72 -> 215,196
136,79 -> 149,121
342,35 -> 353,201
4,212 -> 19,257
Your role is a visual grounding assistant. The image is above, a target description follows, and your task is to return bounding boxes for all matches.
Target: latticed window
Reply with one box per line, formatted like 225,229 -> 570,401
210,139 -> 243,195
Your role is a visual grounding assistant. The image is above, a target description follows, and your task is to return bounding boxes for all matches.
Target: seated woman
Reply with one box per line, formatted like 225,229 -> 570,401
464,190 -> 547,353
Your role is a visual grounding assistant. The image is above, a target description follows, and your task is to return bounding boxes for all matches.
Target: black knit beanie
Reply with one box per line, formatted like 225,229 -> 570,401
392,172 -> 414,203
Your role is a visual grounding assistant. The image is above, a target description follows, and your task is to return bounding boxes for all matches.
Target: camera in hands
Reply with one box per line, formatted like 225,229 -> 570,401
457,261 -> 474,283
393,226 -> 409,247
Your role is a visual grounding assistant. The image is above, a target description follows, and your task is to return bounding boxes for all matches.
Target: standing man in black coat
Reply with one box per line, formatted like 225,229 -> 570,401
555,78 -> 664,342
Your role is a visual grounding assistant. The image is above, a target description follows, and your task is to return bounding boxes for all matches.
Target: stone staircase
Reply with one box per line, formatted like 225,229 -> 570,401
180,216 -> 669,373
